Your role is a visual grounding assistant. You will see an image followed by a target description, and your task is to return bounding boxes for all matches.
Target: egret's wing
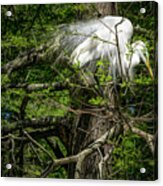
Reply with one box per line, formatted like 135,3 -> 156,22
71,38 -> 101,67
62,16 -> 134,54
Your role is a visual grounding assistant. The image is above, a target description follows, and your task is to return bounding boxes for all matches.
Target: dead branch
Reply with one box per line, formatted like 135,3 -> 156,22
134,25 -> 153,39
42,131 -> 109,178
131,127 -> 154,154
2,82 -> 69,92
2,117 -> 67,134
2,44 -> 48,75
115,17 -> 125,81
2,116 -> 70,153
123,123 -> 154,154
41,128 -> 115,178
23,130 -> 54,161
75,131 -> 109,178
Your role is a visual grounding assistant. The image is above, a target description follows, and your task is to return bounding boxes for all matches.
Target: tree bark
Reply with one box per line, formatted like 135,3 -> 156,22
66,2 -> 119,179
96,2 -> 118,17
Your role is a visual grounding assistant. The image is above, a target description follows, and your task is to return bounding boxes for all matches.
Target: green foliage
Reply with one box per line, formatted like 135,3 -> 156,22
112,132 -> 155,180
95,60 -> 112,85
1,2 -> 157,179
88,96 -> 105,106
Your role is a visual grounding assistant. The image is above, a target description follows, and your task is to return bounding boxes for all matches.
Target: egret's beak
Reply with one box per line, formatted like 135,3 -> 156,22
145,60 -> 154,80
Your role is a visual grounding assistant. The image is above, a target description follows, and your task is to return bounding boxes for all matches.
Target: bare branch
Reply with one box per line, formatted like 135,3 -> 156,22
42,131 -> 109,178
131,127 -> 154,154
123,123 -> 154,154
2,117 -> 67,134
74,131 -> 109,178
134,25 -> 153,39
41,129 -> 113,178
2,82 -> 69,92
2,45 -> 48,75
23,130 -> 54,161
115,18 -> 125,80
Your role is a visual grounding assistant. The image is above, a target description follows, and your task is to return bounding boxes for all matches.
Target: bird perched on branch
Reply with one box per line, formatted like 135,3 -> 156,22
70,16 -> 153,83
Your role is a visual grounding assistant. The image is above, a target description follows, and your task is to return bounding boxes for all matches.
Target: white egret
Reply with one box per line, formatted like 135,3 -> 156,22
71,16 -> 133,67
62,16 -> 133,54
70,16 -> 153,83
70,16 -> 133,83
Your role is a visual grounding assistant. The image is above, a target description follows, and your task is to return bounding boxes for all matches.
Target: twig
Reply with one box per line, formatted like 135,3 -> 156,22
97,147 -> 104,179
23,130 -> 54,161
10,138 -> 16,165
115,18 -> 125,81
98,18 -> 115,35
29,142 -> 43,164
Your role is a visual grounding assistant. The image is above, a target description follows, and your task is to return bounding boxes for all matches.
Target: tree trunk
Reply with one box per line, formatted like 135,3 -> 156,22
67,2 -> 119,179
77,114 -> 113,179
96,2 -> 118,17
67,85 -> 122,179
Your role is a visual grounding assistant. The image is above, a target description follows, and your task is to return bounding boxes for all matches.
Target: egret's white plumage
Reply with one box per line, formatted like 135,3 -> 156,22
71,16 -> 133,67
69,16 -> 153,83
62,16 -> 133,54
125,40 -> 153,80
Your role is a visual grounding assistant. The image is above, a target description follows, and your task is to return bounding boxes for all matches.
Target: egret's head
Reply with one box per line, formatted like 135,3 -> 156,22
131,41 -> 154,80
